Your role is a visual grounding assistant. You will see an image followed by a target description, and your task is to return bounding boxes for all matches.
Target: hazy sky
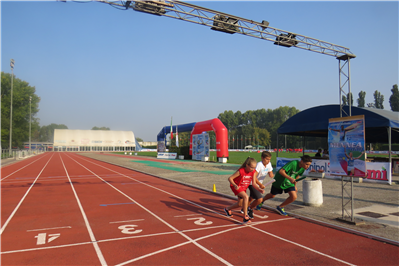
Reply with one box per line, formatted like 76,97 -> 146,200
2,1 -> 398,141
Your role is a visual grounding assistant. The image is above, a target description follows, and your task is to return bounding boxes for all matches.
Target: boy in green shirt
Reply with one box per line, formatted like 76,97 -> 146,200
257,155 -> 314,216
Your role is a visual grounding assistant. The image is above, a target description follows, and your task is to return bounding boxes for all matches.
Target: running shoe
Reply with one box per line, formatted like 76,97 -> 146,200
276,206 -> 288,216
240,209 -> 244,214
247,208 -> 254,219
255,203 -> 263,211
224,208 -> 233,217
243,215 -> 251,224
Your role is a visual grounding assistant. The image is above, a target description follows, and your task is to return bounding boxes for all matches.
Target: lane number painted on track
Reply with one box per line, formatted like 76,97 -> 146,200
118,225 -> 143,234
34,233 -> 60,245
187,217 -> 213,226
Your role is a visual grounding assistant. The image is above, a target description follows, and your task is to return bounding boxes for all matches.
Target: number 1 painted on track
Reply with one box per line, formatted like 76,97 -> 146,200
34,233 -> 60,245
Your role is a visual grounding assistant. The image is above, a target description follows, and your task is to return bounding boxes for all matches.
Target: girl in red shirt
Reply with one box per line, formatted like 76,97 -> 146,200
224,157 -> 264,223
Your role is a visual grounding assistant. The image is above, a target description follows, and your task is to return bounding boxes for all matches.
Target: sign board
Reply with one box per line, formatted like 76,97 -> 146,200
276,157 -> 392,184
192,133 -> 210,161
157,141 -> 166,153
328,115 -> 366,177
157,152 -> 177,159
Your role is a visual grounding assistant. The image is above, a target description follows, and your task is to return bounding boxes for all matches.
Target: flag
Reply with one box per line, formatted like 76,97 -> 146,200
170,117 -> 173,139
176,125 -> 179,147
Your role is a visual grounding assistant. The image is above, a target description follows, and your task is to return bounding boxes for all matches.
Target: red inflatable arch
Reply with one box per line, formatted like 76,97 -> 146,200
190,118 -> 229,159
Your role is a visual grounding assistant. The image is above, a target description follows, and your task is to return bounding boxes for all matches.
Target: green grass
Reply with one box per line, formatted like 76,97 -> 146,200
113,151 -> 308,167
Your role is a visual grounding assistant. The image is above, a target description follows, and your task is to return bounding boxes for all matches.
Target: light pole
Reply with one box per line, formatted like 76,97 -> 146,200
29,96 -> 32,153
9,59 -> 15,156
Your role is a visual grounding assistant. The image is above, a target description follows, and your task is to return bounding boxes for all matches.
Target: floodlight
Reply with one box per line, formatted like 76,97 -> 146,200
133,2 -> 165,15
274,33 -> 298,47
211,14 -> 240,34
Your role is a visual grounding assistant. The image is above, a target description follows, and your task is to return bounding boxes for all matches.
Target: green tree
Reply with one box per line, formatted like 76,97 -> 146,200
342,92 -> 353,106
218,110 -> 237,130
357,91 -> 366,107
136,137 -> 143,142
254,127 -> 271,147
1,72 -> 40,148
389,84 -> 399,111
92,126 -> 110,130
38,124 -> 68,142
373,90 -> 384,109
218,106 -> 300,149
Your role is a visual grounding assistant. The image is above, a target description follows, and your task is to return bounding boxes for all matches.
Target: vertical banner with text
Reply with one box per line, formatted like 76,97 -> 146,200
192,133 -> 210,160
328,115 -> 366,177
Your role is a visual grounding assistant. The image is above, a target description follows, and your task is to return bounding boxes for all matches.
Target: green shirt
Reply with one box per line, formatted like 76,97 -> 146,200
273,160 -> 305,190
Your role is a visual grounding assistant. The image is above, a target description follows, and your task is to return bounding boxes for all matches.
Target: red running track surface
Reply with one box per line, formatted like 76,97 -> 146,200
1,152 -> 398,265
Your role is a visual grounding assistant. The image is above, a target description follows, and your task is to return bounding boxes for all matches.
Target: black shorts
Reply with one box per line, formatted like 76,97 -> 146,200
248,185 -> 263,199
270,185 -> 296,195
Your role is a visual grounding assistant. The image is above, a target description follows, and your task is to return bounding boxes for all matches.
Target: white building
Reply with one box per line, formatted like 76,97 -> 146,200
53,129 -> 136,152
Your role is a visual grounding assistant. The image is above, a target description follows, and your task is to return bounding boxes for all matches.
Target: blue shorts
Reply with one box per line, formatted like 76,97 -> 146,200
270,185 -> 295,195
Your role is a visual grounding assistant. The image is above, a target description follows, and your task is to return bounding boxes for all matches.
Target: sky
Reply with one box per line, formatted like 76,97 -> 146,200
1,0 -> 398,141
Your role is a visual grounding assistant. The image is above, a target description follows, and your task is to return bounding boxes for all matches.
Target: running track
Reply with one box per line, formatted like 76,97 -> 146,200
1,152 -> 398,265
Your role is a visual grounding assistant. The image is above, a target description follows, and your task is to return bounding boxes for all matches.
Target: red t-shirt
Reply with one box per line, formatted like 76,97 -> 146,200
230,168 -> 255,195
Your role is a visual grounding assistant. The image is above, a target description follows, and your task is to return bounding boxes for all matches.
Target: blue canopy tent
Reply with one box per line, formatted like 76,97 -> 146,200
277,104 -> 399,161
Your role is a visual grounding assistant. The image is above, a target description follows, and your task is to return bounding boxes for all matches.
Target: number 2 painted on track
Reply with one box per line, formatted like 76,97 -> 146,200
187,217 -> 213,226
118,225 -> 143,234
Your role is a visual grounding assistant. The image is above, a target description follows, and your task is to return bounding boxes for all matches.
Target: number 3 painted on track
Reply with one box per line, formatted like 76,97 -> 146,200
187,217 -> 213,225
118,225 -> 143,234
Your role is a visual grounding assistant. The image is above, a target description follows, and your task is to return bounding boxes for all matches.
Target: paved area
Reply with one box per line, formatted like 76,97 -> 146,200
3,153 -> 399,245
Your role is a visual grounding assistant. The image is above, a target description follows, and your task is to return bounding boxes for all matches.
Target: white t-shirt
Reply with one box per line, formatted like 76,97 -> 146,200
255,161 -> 273,183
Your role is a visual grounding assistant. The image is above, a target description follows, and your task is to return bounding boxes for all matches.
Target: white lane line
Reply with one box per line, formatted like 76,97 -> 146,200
115,221 -> 254,266
1,153 -> 49,181
73,153 -> 358,266
250,225 -> 357,266
174,213 -> 205,217
0,240 -> 94,254
0,154 -> 54,235
27,226 -> 71,232
59,154 -> 107,266
109,219 -> 144,224
65,153 -> 234,266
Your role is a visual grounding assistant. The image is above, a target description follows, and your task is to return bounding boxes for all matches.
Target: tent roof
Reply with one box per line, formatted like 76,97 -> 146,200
277,105 -> 399,143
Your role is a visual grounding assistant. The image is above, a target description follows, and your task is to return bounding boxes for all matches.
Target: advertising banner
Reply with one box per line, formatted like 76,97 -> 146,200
277,157 -> 391,184
157,141 -> 166,153
157,153 -> 177,159
328,115 -> 366,177
192,133 -> 210,161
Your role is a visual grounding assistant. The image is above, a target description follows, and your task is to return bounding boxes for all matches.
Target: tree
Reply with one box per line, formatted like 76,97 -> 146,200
357,91 -> 366,107
136,137 -> 143,142
373,90 -> 384,109
217,110 -> 237,130
342,92 -> 353,106
1,72 -> 40,148
253,127 -> 271,147
38,124 -> 68,142
92,126 -> 110,130
389,84 -> 399,111
218,106 -> 300,149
